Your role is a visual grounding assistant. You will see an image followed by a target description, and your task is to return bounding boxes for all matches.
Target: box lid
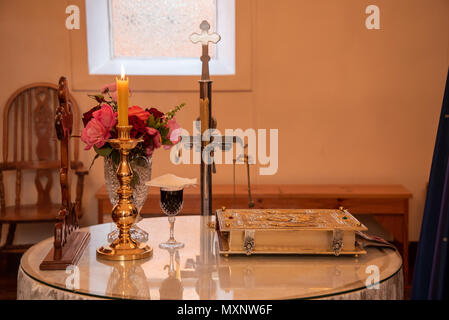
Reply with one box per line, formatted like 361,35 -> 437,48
216,208 -> 368,232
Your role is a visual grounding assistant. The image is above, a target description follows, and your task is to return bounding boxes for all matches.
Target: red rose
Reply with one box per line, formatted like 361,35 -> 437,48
128,106 -> 150,121
142,132 -> 153,149
129,115 -> 147,138
82,106 -> 101,127
146,107 -> 164,120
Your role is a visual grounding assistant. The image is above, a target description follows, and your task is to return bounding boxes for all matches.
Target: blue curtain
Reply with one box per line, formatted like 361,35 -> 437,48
412,69 -> 449,300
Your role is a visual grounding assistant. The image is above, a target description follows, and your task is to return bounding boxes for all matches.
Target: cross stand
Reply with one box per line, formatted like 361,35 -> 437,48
190,20 -> 221,217
189,21 -> 254,215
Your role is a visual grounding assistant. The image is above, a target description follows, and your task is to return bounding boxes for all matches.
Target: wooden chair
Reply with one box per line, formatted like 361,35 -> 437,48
0,81 -> 88,254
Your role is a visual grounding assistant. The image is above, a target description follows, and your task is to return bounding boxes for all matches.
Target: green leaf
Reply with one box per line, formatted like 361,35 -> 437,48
94,145 -> 113,157
89,154 -> 100,170
111,150 -> 120,166
162,137 -> 171,145
165,102 -> 186,121
147,114 -> 156,128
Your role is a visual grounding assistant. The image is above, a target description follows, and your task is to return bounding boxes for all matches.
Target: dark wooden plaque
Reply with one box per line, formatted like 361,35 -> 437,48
40,229 -> 90,270
39,77 -> 90,270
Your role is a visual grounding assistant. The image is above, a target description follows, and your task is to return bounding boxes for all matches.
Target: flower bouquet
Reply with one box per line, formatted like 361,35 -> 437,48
81,82 -> 185,242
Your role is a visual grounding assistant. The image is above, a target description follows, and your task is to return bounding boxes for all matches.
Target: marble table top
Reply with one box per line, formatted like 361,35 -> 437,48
20,216 -> 403,300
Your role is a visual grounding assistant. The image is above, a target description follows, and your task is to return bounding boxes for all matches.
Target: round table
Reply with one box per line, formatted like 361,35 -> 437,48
18,216 -> 403,300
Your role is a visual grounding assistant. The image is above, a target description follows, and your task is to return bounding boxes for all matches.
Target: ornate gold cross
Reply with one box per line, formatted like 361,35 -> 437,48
190,20 -> 221,80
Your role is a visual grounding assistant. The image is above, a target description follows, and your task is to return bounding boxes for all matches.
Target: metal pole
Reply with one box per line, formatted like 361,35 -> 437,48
199,80 -> 213,216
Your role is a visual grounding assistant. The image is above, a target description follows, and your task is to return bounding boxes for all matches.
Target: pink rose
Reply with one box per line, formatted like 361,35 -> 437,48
93,104 -> 116,130
167,118 -> 182,144
146,127 -> 158,135
81,118 -> 111,150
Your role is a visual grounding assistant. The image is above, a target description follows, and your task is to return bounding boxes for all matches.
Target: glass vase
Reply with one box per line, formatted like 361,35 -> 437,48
104,155 -> 152,243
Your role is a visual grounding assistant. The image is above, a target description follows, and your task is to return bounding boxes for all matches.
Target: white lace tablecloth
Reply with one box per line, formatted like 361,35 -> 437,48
17,266 -> 403,300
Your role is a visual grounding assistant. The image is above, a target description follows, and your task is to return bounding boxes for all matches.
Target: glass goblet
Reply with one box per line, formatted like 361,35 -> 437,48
159,187 -> 184,249
107,223 -> 148,243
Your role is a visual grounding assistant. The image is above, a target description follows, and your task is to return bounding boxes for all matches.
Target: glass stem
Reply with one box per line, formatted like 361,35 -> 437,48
169,216 -> 176,242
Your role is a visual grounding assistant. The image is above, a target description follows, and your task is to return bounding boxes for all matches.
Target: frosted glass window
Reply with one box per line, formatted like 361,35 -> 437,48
85,0 -> 234,75
110,0 -> 217,58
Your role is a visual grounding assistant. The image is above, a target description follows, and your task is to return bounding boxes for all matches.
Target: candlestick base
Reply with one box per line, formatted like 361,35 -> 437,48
97,240 -> 153,261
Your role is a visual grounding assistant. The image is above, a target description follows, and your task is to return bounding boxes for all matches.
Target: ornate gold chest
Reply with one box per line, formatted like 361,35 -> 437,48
216,208 -> 367,256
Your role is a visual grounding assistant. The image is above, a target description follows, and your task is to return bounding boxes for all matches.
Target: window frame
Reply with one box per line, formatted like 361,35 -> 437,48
69,0 -> 252,92
85,0 -> 235,76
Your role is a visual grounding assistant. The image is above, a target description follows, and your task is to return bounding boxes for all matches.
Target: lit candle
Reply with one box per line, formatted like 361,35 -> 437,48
116,64 -> 129,127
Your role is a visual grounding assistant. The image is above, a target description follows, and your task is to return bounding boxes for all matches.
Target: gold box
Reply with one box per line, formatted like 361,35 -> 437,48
216,208 -> 367,256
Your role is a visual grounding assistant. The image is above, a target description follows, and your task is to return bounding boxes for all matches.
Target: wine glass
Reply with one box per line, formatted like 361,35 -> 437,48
159,187 -> 184,249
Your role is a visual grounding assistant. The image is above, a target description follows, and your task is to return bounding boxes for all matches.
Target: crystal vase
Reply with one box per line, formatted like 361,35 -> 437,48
104,155 -> 152,243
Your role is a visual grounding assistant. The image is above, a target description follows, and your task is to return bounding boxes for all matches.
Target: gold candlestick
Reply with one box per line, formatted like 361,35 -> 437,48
97,125 -> 153,261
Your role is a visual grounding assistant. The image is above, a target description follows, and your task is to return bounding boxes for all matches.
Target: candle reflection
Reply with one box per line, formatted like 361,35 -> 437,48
102,259 -> 151,300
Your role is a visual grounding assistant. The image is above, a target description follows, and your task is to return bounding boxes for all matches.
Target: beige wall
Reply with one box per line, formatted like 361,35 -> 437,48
1,0 -> 448,243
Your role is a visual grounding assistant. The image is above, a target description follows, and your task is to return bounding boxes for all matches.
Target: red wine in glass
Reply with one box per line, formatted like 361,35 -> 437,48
159,187 -> 184,249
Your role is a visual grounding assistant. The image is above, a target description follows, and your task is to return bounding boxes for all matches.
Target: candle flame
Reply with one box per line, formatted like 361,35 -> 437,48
120,64 -> 125,80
